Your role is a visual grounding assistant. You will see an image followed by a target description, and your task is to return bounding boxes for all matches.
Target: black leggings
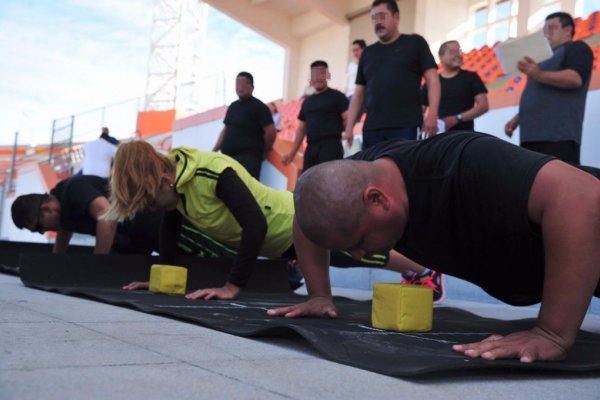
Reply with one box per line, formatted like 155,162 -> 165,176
179,225 -> 389,268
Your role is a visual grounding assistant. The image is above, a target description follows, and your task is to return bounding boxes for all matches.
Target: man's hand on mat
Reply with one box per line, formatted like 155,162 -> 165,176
452,326 -> 568,363
266,296 -> 337,318
123,281 -> 149,290
185,282 -> 241,300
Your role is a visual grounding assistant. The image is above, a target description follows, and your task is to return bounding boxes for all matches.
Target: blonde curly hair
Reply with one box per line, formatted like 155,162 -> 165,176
106,141 -> 175,222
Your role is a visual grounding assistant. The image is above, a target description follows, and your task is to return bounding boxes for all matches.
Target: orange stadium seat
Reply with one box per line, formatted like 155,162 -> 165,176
503,74 -> 527,93
591,11 -> 600,34
593,45 -> 600,71
277,98 -> 304,143
574,17 -> 587,40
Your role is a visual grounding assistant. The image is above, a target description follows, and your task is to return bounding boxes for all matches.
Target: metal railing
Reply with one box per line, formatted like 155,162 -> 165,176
48,97 -> 143,174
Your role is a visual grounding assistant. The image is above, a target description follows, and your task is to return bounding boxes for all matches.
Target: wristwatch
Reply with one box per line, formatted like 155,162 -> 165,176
456,113 -> 464,121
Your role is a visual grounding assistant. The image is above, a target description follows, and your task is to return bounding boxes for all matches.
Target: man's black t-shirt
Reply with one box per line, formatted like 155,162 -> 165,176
221,96 -> 273,158
352,132 -> 556,305
50,175 -> 160,253
298,88 -> 348,143
356,34 -> 437,130
51,175 -> 109,235
421,69 -> 488,131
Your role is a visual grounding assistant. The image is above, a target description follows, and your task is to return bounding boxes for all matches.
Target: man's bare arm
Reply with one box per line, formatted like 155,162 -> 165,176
343,85 -> 365,144
53,230 -> 73,253
282,121 -> 306,165
88,196 -> 117,254
518,57 -> 582,89
422,68 -> 441,136
340,110 -> 348,130
267,217 -> 336,318
213,126 -> 226,152
530,161 -> 600,352
263,123 -> 277,157
454,161 -> 600,362
444,93 -> 489,130
505,113 -> 519,137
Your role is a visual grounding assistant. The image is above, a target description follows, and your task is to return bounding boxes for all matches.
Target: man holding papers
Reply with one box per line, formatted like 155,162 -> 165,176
504,12 -> 593,163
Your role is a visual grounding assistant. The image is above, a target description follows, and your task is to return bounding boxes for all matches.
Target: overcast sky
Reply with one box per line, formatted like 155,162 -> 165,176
0,0 -> 284,146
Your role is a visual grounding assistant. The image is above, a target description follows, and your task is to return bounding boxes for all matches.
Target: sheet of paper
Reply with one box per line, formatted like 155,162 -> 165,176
494,29 -> 553,75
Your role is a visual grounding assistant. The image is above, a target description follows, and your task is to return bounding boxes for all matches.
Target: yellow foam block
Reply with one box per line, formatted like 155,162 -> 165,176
372,283 -> 433,332
149,264 -> 188,295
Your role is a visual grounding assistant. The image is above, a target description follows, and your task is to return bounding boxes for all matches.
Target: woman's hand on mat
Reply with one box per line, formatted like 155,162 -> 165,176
122,281 -> 149,290
266,296 -> 337,318
185,282 -> 241,300
452,326 -> 568,363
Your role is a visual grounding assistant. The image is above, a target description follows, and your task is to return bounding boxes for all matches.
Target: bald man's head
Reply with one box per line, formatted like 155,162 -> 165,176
294,160 -> 376,248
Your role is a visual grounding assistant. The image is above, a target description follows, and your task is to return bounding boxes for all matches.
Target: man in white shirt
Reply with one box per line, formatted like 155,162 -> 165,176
345,39 -> 366,100
81,127 -> 118,178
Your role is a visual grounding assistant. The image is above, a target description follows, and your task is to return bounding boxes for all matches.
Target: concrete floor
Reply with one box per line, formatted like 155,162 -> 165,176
1,273 -> 599,400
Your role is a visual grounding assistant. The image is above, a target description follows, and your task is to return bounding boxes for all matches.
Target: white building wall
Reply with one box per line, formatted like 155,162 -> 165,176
295,24 -> 350,98
172,119 -> 223,151
172,119 -> 288,191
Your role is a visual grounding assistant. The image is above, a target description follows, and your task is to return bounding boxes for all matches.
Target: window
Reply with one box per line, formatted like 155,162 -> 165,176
583,0 -> 600,18
492,22 -> 510,42
474,7 -> 489,27
473,31 -> 487,49
495,1 -> 512,21
468,1 -> 517,51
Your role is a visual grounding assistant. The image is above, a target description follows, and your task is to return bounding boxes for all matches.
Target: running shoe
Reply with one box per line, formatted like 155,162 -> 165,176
287,259 -> 304,290
401,269 -> 445,304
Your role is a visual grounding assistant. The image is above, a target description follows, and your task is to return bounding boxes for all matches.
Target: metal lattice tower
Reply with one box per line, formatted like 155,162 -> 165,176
144,0 -> 208,116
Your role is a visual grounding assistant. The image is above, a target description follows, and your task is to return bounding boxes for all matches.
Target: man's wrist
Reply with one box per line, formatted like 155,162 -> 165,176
225,281 -> 241,294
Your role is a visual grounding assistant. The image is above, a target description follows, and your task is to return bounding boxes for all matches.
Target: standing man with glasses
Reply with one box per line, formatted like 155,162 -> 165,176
422,40 -> 489,132
343,0 -> 440,149
505,12 -> 593,163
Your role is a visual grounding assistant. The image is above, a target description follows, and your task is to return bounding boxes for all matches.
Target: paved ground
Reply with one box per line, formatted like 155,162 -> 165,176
1,273 -> 599,400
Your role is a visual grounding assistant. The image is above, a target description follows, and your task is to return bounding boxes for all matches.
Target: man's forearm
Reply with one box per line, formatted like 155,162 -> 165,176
94,220 -> 117,254
533,162 -> 600,348
345,89 -> 363,134
293,219 -> 332,299
535,69 -> 582,89
426,83 -> 440,119
424,69 -> 440,118
462,101 -> 489,121
263,124 -> 276,157
213,127 -> 226,151
288,126 -> 305,159
53,230 -> 73,254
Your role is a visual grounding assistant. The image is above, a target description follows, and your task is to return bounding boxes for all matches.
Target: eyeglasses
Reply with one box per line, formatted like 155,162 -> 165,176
371,12 -> 391,22
543,24 -> 563,33
445,49 -> 463,56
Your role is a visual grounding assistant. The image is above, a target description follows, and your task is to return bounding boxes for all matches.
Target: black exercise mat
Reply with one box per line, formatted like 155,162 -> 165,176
19,253 -> 600,377
0,240 -> 92,275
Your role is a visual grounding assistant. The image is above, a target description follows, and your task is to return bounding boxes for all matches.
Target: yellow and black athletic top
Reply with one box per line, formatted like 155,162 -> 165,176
166,148 -> 294,287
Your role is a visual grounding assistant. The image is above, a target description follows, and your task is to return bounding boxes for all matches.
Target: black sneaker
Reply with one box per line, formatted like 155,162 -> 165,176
287,259 -> 304,290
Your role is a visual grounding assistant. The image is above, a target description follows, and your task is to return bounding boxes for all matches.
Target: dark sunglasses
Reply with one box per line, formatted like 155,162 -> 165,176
32,194 -> 50,234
